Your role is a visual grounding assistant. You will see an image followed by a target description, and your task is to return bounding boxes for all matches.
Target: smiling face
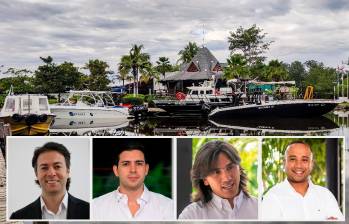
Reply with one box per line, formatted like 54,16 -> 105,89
284,143 -> 314,184
35,151 -> 70,196
203,152 -> 240,202
113,149 -> 149,192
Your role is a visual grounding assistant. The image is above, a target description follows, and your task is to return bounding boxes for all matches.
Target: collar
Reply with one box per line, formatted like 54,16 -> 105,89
114,185 -> 150,204
40,191 -> 68,214
211,190 -> 244,211
284,178 -> 314,195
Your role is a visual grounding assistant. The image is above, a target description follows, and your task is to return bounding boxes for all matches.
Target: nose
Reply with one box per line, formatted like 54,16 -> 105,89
220,168 -> 232,181
130,163 -> 136,173
47,167 -> 56,176
294,159 -> 302,168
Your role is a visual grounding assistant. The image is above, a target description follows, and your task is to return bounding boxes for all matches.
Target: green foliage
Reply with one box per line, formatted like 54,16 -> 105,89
119,44 -> 152,95
288,61 -> 306,90
192,138 -> 258,197
84,59 -> 112,91
177,42 -> 199,64
262,138 -> 327,195
223,54 -> 250,79
228,24 -> 273,66
262,60 -> 289,81
155,57 -> 172,79
121,94 -> 144,105
303,60 -> 336,98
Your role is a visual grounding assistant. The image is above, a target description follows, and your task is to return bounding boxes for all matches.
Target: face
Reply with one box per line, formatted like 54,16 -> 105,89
36,151 -> 70,195
203,152 -> 240,201
113,150 -> 149,192
284,143 -> 313,184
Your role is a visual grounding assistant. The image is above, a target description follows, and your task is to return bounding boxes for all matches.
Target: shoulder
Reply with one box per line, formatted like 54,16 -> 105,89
311,184 -> 336,198
68,194 -> 89,207
149,191 -> 173,204
93,191 -> 115,206
264,182 -> 284,197
10,198 -> 41,219
179,201 -> 205,219
244,194 -> 258,207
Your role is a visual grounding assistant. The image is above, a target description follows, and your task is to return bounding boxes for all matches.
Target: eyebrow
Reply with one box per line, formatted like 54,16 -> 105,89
38,162 -> 64,167
120,160 -> 145,163
210,162 -> 234,170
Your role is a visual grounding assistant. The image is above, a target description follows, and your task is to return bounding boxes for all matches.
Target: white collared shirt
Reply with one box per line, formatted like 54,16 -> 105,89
92,185 -> 174,220
40,191 -> 68,219
261,179 -> 344,221
178,191 -> 258,220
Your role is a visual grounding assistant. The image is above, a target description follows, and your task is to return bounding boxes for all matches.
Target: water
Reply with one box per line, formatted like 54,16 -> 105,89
49,112 -> 349,143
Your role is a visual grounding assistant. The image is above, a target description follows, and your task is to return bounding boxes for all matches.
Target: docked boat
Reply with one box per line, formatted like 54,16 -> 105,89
50,90 -> 130,121
152,80 -> 237,115
0,94 -> 55,135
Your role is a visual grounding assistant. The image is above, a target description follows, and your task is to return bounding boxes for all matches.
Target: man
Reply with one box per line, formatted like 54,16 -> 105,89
10,142 -> 89,220
262,141 -> 344,221
92,143 -> 174,220
179,140 -> 257,219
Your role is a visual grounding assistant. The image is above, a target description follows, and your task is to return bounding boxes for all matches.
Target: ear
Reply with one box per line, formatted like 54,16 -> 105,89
145,164 -> 149,176
203,178 -> 209,186
113,165 -> 119,177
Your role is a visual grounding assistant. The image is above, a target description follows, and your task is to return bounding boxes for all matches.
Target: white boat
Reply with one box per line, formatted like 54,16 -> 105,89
50,90 -> 130,120
0,93 -> 55,135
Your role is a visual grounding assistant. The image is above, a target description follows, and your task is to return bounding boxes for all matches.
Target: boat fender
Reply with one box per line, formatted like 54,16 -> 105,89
176,92 -> 186,101
38,114 -> 48,122
25,114 -> 39,126
12,113 -> 23,122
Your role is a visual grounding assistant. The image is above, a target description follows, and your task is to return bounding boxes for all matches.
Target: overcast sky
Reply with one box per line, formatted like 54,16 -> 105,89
1,0 -> 349,77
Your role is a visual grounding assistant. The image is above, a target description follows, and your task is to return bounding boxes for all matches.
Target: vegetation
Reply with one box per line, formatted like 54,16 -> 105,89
192,138 -> 258,197
177,42 -> 199,64
262,138 -> 343,195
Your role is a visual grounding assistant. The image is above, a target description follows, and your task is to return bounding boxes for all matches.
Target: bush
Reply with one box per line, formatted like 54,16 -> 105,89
121,94 -> 144,105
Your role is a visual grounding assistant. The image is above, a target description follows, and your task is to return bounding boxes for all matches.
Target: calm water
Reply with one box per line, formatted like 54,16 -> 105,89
49,111 -> 349,143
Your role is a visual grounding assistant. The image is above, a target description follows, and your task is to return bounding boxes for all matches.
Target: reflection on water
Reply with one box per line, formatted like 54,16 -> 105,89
48,111 -> 349,140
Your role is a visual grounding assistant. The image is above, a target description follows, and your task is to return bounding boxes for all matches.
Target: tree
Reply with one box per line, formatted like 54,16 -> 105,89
0,67 -> 34,94
84,59 -> 112,91
288,61 -> 306,90
115,69 -> 132,87
155,57 -> 172,78
177,42 -> 199,64
118,44 -> 151,96
263,60 -> 289,81
228,24 -> 273,66
33,57 -> 83,101
304,60 -> 336,98
223,54 -> 250,79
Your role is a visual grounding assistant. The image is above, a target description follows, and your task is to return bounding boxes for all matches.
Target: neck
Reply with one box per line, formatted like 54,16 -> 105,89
288,179 -> 309,196
119,185 -> 144,202
41,190 -> 66,213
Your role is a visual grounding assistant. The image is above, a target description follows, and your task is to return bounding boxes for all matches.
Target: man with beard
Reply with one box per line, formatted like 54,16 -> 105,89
92,143 -> 174,220
262,141 -> 344,221
179,140 -> 257,219
10,142 -> 89,220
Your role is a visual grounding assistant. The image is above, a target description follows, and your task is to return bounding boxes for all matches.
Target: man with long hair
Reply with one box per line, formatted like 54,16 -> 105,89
179,140 -> 257,219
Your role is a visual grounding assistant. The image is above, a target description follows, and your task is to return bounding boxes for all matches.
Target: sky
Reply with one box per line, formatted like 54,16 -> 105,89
1,0 -> 349,78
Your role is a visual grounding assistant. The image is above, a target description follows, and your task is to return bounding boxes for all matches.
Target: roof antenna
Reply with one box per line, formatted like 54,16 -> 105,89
202,24 -> 206,47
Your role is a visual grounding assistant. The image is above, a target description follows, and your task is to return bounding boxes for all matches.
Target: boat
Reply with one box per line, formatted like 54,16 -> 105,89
49,117 -> 129,136
152,80 -> 237,115
209,80 -> 338,118
50,90 -> 130,121
0,93 -> 55,135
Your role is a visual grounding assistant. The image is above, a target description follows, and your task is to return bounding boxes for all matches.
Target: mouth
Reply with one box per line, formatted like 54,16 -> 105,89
292,170 -> 305,176
128,176 -> 140,182
45,180 -> 59,185
221,182 -> 234,191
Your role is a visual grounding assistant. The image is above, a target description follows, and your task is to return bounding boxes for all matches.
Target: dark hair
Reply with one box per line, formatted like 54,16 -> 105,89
191,140 -> 250,204
32,142 -> 71,190
115,142 -> 147,166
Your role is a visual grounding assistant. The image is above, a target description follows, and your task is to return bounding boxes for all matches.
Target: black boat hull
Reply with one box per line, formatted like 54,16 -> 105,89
209,100 -> 338,118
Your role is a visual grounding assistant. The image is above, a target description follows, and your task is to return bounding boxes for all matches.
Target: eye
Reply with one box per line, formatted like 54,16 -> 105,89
136,161 -> 144,166
121,162 -> 129,167
226,164 -> 234,171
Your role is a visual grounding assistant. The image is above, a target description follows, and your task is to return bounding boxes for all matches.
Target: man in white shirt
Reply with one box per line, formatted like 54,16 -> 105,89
92,143 -> 174,220
10,142 -> 89,220
179,140 -> 257,219
262,141 -> 344,221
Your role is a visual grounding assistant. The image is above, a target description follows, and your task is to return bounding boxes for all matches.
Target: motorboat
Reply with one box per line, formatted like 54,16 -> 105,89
0,93 -> 55,135
50,90 -> 130,120
152,80 -> 236,115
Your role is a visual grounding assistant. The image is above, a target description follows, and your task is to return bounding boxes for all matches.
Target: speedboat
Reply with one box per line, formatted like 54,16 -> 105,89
50,91 -> 130,121
0,94 -> 55,135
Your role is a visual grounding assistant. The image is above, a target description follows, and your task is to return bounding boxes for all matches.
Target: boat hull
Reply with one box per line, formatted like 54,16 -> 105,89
50,106 -> 129,119
209,100 -> 338,118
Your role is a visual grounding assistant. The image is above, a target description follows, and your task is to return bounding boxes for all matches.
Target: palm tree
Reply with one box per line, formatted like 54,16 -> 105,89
155,57 -> 172,78
118,44 -> 151,96
116,68 -> 132,87
177,42 -> 199,64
